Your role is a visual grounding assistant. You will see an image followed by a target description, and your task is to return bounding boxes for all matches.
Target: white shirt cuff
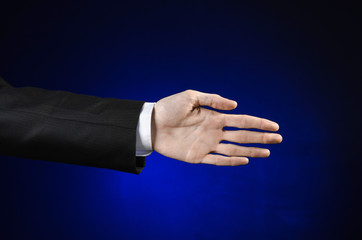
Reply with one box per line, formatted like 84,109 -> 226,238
136,102 -> 155,156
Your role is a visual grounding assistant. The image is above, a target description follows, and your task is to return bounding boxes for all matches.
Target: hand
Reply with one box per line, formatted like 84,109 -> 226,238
151,90 -> 282,166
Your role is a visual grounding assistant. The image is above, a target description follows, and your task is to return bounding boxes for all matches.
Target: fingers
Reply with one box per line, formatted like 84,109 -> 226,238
189,90 -> 237,110
224,114 -> 279,131
214,143 -> 270,158
223,130 -> 283,144
201,154 -> 249,166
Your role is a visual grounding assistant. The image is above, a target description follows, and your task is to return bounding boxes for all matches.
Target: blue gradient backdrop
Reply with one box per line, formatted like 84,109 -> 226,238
0,1 -> 360,239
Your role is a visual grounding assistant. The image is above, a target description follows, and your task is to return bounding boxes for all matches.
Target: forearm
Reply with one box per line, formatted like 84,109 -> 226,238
0,82 -> 146,174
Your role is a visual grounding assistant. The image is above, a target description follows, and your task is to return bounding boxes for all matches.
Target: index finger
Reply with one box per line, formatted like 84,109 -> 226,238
224,114 -> 279,131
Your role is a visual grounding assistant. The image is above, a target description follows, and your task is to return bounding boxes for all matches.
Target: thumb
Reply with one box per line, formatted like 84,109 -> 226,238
195,91 -> 237,110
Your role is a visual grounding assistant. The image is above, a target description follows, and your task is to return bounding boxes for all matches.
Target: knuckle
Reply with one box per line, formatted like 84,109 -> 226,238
244,132 -> 251,142
215,114 -> 226,128
208,97 -> 215,106
258,120 -> 264,129
232,158 -> 241,166
249,148 -> 255,157
207,112 -> 222,124
184,89 -> 195,96
228,145 -> 236,155
214,156 -> 221,165
184,90 -> 198,104
220,114 -> 226,126
232,161 -> 239,166
262,133 -> 268,143
240,115 -> 247,127
215,131 -> 224,143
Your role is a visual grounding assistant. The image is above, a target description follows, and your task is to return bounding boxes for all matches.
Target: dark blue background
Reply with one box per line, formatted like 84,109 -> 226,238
0,1 -> 360,239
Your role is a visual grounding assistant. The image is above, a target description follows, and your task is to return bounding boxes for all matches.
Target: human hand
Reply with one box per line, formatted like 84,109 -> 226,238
151,90 -> 282,166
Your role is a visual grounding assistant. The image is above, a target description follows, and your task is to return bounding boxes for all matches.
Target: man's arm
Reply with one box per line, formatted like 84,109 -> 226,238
0,77 -> 146,174
0,77 -> 282,173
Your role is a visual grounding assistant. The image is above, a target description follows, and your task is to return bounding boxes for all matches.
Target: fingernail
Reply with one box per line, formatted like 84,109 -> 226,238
265,149 -> 270,157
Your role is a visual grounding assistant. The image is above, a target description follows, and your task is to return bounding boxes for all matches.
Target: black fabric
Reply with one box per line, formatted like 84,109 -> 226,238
0,77 -> 146,174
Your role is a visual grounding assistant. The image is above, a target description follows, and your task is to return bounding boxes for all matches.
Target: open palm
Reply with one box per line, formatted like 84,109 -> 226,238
151,90 -> 282,166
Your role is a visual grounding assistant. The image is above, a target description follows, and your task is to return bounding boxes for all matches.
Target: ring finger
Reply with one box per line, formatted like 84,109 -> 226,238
214,143 -> 270,158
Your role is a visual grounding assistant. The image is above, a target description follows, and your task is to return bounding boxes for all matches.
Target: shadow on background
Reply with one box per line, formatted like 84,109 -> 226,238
0,1 -> 360,239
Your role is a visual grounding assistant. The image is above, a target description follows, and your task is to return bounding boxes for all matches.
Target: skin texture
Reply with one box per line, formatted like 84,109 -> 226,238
151,90 -> 282,166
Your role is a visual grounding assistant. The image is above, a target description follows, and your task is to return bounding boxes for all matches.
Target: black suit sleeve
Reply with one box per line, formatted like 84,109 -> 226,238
0,77 -> 146,174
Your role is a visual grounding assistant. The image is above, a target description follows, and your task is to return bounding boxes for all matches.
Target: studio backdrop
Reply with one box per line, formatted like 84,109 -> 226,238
0,1 -> 360,239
